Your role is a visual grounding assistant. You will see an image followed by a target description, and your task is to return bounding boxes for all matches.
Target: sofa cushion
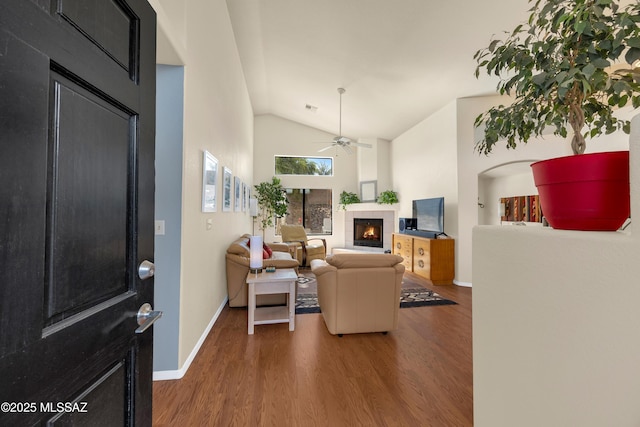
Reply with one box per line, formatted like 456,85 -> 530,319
325,253 -> 403,269
269,251 -> 295,261
227,236 -> 250,257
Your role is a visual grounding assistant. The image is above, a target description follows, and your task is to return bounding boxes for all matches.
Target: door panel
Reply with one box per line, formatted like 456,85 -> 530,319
48,359 -> 130,426
46,72 -> 132,324
57,0 -> 137,73
0,0 -> 156,425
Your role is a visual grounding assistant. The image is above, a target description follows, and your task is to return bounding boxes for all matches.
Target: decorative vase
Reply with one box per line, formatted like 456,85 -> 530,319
530,151 -> 630,231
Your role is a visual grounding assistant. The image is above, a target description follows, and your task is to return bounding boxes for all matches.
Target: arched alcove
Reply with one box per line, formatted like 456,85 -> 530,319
477,160 -> 540,225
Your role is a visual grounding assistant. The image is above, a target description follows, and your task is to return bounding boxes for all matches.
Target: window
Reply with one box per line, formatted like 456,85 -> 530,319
275,156 -> 332,176
282,189 -> 332,235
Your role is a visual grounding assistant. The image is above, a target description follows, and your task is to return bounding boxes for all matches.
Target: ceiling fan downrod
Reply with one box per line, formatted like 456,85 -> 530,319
337,87 -> 345,137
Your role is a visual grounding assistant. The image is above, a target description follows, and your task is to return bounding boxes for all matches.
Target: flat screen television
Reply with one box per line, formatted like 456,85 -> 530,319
412,197 -> 444,233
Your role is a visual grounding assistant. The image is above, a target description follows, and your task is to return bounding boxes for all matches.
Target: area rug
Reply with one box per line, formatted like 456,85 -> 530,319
296,276 -> 315,285
295,287 -> 456,314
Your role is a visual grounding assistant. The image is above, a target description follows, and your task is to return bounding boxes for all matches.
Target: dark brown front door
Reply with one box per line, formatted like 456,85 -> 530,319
0,0 -> 156,425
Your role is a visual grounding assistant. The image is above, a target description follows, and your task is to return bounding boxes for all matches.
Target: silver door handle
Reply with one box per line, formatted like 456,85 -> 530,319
138,260 -> 155,280
135,303 -> 163,334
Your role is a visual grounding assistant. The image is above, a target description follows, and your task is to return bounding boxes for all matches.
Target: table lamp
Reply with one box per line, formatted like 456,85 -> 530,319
249,235 -> 263,274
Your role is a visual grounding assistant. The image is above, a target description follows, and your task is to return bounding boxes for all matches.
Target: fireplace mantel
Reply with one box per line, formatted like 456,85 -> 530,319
344,203 -> 399,212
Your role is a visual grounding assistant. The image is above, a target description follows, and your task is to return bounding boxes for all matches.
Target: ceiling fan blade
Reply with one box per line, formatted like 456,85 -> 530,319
342,144 -> 352,154
317,145 -> 335,153
349,141 -> 372,148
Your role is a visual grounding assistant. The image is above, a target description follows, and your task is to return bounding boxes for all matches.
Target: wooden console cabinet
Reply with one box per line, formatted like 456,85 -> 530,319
392,233 -> 455,285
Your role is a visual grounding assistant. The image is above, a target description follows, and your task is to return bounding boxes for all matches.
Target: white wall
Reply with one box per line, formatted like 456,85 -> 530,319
478,171 -> 538,226
392,101 -> 460,227
357,137 -> 392,194
391,101 -> 460,276
152,0 -> 254,377
472,114 -> 640,426
253,114 -> 359,251
390,94 -> 632,285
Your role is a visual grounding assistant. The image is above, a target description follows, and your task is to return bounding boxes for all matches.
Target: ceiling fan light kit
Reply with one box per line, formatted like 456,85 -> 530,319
316,88 -> 372,154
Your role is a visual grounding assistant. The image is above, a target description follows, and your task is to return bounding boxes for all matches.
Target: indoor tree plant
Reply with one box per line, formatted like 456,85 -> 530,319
474,0 -> 640,230
253,177 -> 289,238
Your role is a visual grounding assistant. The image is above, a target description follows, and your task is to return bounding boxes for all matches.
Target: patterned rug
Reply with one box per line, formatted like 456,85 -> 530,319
296,276 -> 315,285
295,286 -> 456,314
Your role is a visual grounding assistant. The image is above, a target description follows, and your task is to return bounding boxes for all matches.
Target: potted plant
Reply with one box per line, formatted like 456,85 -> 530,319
474,0 -> 640,231
377,190 -> 399,205
254,177 -> 289,238
339,191 -> 360,210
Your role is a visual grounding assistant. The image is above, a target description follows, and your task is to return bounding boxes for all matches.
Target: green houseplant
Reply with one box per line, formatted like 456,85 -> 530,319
474,0 -> 640,230
254,177 -> 289,237
339,191 -> 360,210
377,190 -> 399,205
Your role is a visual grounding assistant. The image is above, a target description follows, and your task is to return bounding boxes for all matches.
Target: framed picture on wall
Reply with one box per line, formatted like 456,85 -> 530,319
223,167 -> 232,212
360,180 -> 377,202
234,176 -> 242,212
202,151 -> 218,212
242,183 -> 249,212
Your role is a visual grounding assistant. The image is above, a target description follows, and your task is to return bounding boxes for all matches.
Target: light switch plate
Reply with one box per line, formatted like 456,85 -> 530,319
155,220 -> 165,235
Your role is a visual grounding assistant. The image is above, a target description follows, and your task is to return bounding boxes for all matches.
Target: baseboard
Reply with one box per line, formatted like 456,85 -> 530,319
454,280 -> 472,287
152,295 -> 228,381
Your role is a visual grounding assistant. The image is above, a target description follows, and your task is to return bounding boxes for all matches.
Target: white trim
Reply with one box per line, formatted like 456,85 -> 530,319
152,296 -> 228,381
454,280 -> 472,287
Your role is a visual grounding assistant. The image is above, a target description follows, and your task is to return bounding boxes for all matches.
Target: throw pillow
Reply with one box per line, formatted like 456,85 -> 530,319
247,238 -> 271,259
263,243 -> 273,258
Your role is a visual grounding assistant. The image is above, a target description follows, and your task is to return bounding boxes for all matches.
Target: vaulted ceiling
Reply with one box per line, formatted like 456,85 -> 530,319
226,0 -> 531,142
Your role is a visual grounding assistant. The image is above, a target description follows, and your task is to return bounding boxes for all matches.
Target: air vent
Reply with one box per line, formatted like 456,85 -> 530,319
305,104 -> 318,113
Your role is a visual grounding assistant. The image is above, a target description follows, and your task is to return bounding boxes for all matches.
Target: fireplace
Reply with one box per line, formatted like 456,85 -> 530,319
353,218 -> 384,248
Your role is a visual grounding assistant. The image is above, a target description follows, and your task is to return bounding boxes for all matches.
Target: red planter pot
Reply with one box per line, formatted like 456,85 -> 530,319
530,151 -> 630,231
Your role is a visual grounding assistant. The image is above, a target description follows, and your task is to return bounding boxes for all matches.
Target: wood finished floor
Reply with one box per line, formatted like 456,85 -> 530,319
152,272 -> 473,427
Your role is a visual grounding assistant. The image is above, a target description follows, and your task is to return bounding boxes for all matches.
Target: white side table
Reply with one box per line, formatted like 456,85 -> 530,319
246,268 -> 297,335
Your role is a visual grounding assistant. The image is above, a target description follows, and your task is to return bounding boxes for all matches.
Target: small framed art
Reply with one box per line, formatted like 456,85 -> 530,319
234,176 -> 242,212
202,151 -> 218,212
223,167 -> 232,212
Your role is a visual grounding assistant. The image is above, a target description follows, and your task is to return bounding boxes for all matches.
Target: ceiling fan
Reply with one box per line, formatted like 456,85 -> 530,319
316,88 -> 372,154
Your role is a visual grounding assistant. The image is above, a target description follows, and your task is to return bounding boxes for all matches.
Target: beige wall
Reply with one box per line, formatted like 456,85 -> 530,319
357,138 -> 392,193
152,0 -> 637,377
392,94 -> 631,285
457,96 -> 631,284
478,171 -> 538,226
178,0 -> 255,369
152,0 -> 254,373
253,114 -> 360,251
391,101 -> 460,273
454,96 -> 571,284
472,114 -> 640,426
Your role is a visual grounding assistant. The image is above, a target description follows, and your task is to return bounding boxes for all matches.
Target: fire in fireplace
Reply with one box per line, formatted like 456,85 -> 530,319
353,218 -> 383,248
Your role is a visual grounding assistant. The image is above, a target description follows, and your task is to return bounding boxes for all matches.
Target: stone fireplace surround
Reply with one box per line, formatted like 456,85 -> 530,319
344,208 -> 396,252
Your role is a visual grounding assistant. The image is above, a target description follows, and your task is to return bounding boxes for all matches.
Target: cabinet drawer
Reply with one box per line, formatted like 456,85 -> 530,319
412,240 -> 431,279
393,234 -> 413,270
